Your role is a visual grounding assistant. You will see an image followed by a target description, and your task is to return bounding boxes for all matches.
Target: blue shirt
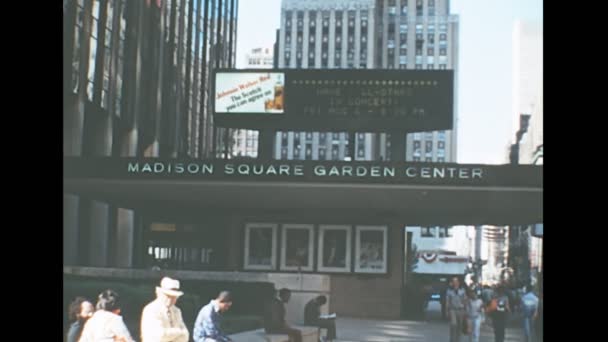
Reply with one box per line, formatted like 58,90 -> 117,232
521,292 -> 539,318
193,300 -> 231,342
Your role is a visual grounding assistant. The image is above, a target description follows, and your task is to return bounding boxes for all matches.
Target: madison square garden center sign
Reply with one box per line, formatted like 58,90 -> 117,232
213,69 -> 454,132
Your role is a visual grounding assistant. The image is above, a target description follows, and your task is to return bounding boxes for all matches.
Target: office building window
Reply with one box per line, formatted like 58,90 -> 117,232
421,227 -> 435,237
439,227 -> 453,238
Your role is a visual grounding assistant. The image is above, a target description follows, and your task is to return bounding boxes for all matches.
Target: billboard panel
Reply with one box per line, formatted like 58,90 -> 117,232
213,69 -> 454,132
215,72 -> 285,114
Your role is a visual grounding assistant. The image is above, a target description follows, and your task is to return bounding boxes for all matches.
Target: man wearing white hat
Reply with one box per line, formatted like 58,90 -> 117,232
141,277 -> 190,342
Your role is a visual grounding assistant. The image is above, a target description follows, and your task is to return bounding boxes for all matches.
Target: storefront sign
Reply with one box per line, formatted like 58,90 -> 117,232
64,158 -> 543,188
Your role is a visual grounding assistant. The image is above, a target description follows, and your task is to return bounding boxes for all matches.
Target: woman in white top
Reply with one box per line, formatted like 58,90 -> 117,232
79,289 -> 134,342
465,289 -> 484,342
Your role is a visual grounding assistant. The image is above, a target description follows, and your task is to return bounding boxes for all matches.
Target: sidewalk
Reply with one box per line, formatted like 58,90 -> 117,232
331,317 -> 525,342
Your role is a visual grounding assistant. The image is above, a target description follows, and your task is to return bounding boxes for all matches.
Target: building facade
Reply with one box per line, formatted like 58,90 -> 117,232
275,0 -> 458,162
63,0 -> 238,267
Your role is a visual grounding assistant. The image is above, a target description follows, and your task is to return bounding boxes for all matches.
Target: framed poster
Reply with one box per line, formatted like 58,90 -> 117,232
317,225 -> 352,273
354,225 -> 388,274
280,224 -> 314,271
244,223 -> 277,270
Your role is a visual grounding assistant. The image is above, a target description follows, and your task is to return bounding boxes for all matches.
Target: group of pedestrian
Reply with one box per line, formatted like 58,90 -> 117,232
446,276 -> 540,342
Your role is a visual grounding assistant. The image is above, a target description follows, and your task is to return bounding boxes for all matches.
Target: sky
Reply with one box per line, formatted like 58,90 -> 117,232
236,0 -> 543,164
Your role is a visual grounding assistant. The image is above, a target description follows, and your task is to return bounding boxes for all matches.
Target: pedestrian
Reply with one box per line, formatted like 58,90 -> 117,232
67,297 -> 94,342
446,277 -> 466,342
79,289 -> 134,342
488,285 -> 510,342
192,290 -> 234,342
520,284 -> 539,342
141,277 -> 190,342
264,288 -> 302,342
465,289 -> 484,342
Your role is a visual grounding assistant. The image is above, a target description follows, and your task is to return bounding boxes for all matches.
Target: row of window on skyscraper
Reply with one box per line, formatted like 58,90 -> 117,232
65,0 -> 238,159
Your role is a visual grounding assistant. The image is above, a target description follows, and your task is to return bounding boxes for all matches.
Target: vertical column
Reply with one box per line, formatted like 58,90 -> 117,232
338,132 -> 346,160
65,0 -> 93,156
354,9 -> 361,67
381,1 -> 388,68
328,10 -> 335,68
390,130 -> 406,161
365,133 -> 373,160
315,12 -> 322,68
367,7 -> 374,68
258,129 -> 274,161
278,12 -> 285,67
290,14 -> 297,66
64,194 -> 80,265
114,208 -> 136,268
312,132 -> 319,160
287,132 -> 294,160
274,132 -> 282,159
341,13 -> 347,67
302,11 -> 309,68
88,200 -> 110,266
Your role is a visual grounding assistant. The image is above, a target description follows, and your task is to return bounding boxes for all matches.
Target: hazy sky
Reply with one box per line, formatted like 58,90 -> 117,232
236,0 -> 543,164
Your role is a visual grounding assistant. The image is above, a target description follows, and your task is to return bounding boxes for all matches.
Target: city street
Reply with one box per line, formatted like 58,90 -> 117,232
334,315 -> 525,342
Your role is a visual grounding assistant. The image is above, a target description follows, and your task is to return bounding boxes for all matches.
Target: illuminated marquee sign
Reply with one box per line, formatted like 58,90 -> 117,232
213,69 -> 454,132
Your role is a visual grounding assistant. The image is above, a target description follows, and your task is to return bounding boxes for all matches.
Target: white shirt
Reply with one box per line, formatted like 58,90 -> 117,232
79,310 -> 134,342
140,299 -> 190,342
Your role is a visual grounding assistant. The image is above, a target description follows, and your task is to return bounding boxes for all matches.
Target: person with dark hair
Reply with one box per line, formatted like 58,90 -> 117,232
264,288 -> 302,342
67,297 -> 94,342
193,291 -> 234,342
141,277 -> 190,342
304,295 -> 336,342
79,289 -> 134,342
520,284 -> 539,342
465,289 -> 484,342
446,276 -> 466,342
488,285 -> 511,342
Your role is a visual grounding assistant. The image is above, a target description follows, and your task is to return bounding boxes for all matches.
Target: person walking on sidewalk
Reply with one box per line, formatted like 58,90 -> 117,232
446,277 -> 466,342
488,285 -> 511,342
465,289 -> 484,342
520,284 -> 539,342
